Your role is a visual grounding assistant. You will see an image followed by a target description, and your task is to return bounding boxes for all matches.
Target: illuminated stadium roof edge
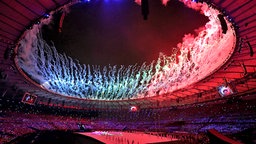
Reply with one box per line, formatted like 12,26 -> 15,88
0,0 -> 255,109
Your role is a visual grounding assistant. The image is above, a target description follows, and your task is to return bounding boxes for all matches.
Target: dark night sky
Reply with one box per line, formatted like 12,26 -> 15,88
50,0 -> 208,66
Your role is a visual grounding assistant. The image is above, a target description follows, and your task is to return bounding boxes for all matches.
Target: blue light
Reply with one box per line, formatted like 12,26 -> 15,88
43,13 -> 50,18
192,0 -> 199,3
81,0 -> 90,2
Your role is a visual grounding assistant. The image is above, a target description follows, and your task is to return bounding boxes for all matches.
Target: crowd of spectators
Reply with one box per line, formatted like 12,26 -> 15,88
1,96 -> 94,143
0,112 -> 88,143
1,93 -> 255,143
97,95 -> 256,135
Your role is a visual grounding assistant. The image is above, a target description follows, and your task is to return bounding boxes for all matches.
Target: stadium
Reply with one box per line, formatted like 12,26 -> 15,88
0,0 -> 255,143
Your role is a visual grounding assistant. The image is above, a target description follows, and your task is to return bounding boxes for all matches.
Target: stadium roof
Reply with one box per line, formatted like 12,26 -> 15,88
0,0 -> 255,110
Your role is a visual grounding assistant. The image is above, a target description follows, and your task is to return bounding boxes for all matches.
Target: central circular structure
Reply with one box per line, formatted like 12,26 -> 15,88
15,0 -> 237,100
